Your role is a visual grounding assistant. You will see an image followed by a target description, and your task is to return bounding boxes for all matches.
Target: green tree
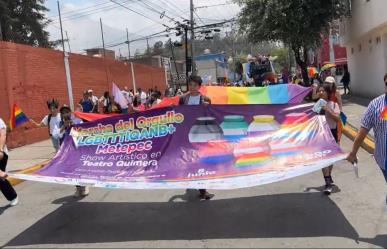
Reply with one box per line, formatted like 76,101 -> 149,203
237,0 -> 348,84
270,47 -> 295,72
152,40 -> 164,55
0,0 -> 50,47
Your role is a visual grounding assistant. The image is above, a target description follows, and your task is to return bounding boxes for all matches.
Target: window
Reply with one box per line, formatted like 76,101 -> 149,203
376,36 -> 381,44
351,47 -> 354,54
358,44 -> 362,52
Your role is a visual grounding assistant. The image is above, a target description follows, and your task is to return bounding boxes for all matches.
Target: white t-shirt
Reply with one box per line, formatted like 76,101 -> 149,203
0,118 -> 8,154
325,101 -> 340,129
140,92 -> 147,104
187,95 -> 201,105
41,113 -> 61,135
91,95 -> 99,105
122,90 -> 133,104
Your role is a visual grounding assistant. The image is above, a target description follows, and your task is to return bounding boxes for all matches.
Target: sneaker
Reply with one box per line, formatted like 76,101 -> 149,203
323,184 -> 333,195
9,197 -> 18,206
73,186 -> 81,198
199,191 -> 214,200
80,186 -> 89,197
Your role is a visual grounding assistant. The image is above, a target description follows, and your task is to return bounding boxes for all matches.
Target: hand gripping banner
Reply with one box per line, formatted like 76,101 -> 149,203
11,104 -> 346,189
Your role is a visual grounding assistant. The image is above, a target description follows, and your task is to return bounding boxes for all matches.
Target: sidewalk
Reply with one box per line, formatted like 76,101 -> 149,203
341,91 -> 374,137
7,139 -> 55,172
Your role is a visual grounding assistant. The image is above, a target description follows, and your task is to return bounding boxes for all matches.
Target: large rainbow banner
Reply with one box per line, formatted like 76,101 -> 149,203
11,104 -> 346,189
200,84 -> 311,104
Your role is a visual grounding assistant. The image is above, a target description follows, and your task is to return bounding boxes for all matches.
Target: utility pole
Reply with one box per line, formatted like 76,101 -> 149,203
169,39 -> 179,85
190,0 -> 195,74
126,28 -> 131,59
0,21 -> 3,41
58,1 -> 66,54
57,0 -> 74,110
99,18 -> 106,58
100,18 -> 109,87
146,37 -> 150,55
184,25 -> 189,88
65,31 -> 71,53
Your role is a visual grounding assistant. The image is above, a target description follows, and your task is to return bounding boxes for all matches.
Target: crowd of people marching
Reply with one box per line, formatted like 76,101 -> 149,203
77,87 -> 160,115
0,68 -> 385,206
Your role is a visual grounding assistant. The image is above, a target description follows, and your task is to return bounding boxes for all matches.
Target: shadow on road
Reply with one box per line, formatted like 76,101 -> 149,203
5,192 -> 360,246
359,235 -> 387,248
0,205 -> 11,216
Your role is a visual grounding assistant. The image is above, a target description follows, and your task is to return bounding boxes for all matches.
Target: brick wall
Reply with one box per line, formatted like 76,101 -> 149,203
0,41 -> 167,148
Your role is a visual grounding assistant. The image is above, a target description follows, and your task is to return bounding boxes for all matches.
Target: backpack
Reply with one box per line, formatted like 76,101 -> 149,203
47,114 -> 52,135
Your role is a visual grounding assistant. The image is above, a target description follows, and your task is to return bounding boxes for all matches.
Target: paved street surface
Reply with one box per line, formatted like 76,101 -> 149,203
0,136 -> 386,248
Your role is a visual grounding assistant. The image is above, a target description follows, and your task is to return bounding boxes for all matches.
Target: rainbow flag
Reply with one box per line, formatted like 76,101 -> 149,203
10,104 -> 29,130
381,106 -> 387,120
200,84 -> 311,104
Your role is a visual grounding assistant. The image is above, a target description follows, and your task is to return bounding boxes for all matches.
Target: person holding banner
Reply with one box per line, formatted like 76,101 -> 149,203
317,84 -> 341,195
0,117 -> 18,206
179,75 -> 213,200
347,74 -> 387,204
53,106 -> 89,197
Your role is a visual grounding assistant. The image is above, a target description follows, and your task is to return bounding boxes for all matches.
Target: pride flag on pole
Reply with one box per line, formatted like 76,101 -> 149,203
9,104 -> 29,130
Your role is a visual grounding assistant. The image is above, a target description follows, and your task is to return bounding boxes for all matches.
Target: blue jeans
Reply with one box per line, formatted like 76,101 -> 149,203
51,137 -> 60,152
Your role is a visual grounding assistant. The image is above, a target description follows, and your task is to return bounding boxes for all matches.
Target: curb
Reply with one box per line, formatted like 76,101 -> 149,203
342,123 -> 375,154
8,160 -> 49,186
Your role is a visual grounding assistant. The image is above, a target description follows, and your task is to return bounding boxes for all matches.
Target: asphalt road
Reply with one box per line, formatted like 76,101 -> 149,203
0,136 -> 386,248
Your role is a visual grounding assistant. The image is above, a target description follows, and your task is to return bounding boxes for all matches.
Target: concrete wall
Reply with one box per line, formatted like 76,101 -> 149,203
340,0 -> 387,97
0,41 -> 167,148
345,30 -> 386,97
341,0 -> 387,44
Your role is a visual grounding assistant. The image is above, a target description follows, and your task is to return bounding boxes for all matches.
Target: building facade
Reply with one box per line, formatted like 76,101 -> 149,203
340,0 -> 387,97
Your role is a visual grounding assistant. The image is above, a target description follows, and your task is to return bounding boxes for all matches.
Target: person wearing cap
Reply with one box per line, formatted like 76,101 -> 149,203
324,76 -> 343,111
79,91 -> 94,113
179,75 -> 214,200
52,105 -> 89,197
316,84 -> 341,194
313,76 -> 343,111
347,74 -> 387,204
88,90 -> 99,113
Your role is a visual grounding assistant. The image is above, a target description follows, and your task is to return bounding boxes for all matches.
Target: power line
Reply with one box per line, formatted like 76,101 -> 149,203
48,0 -> 111,18
149,0 -> 186,20
50,0 -> 133,23
109,0 -> 172,28
135,0 -> 180,24
193,10 -> 206,26
195,3 -> 233,9
163,0 -> 187,17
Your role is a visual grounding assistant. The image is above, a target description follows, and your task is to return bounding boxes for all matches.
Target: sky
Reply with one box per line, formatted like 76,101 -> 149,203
44,0 -> 241,57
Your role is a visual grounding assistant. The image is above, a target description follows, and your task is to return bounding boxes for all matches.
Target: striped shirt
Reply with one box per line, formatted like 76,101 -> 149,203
361,94 -> 387,170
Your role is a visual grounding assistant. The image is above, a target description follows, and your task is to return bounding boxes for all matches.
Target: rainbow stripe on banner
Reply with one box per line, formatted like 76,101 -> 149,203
10,104 -> 29,130
200,84 -> 311,104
